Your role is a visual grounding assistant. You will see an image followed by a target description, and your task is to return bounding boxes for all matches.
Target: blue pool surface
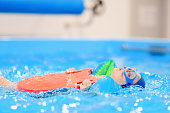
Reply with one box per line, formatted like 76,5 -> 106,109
0,40 -> 169,113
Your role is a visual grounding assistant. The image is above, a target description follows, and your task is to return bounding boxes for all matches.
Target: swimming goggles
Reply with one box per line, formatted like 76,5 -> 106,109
121,66 -> 137,87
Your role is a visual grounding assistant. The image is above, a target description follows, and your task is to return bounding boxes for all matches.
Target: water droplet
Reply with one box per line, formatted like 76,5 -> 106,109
42,101 -> 46,106
136,99 -> 140,103
38,102 -> 41,105
25,65 -> 29,70
105,94 -> 109,98
69,103 -> 80,107
51,106 -> 55,112
62,104 -> 69,113
136,107 -> 143,112
134,103 -> 138,106
17,71 -> 21,75
164,95 -> 168,99
12,66 -> 16,72
117,107 -> 122,111
11,105 -> 17,110
41,109 -> 45,113
168,106 -> 170,111
23,105 -> 27,108
74,97 -> 80,101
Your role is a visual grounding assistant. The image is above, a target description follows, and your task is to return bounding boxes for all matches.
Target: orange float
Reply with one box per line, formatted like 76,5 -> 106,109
17,68 -> 99,93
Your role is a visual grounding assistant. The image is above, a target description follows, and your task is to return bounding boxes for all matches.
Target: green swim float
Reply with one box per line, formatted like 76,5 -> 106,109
95,60 -> 115,76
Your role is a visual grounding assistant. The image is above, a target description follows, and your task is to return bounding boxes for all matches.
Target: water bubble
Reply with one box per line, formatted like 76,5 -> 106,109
168,106 -> 170,111
165,100 -> 169,105
4,94 -> 7,99
164,95 -> 168,99
136,107 -> 143,112
23,105 -> 27,108
17,71 -> 21,75
69,103 -> 80,108
12,66 -> 16,72
13,97 -> 17,102
139,98 -> 143,101
51,106 -> 55,112
38,102 -> 41,105
145,97 -> 149,99
41,109 -> 45,113
117,107 -> 122,111
110,102 -> 116,106
74,97 -> 80,101
130,110 -> 136,113
105,94 -> 109,98
144,72 -> 150,75
136,99 -> 140,103
49,99 -> 53,103
53,98 -> 57,102
11,105 -> 18,110
136,98 -> 143,103
24,66 -> 29,70
134,103 -> 138,106
62,104 -> 69,113
42,101 -> 47,106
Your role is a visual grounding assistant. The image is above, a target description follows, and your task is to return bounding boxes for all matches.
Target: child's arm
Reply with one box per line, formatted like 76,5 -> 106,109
79,75 -> 105,90
0,76 -> 16,87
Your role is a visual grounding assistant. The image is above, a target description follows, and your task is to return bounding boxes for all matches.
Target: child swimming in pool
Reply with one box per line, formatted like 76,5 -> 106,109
0,60 -> 145,93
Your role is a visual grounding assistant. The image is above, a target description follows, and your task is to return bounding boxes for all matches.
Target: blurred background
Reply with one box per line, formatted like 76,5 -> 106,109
0,0 -> 170,40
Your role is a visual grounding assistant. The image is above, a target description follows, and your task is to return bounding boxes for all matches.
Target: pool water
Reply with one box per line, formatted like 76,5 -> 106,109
0,40 -> 169,113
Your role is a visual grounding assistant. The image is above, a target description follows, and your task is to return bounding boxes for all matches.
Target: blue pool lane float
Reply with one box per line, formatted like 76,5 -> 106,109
0,0 -> 84,14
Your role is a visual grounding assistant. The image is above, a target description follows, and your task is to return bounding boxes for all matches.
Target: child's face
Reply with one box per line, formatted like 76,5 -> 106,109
111,68 -> 141,85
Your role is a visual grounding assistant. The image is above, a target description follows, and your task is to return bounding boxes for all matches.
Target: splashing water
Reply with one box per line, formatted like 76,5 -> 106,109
0,41 -> 169,113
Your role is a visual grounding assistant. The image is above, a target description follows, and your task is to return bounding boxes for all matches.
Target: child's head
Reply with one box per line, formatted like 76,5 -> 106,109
111,67 -> 145,88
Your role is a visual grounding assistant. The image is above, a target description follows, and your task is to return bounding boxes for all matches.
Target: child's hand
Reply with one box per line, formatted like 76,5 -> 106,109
79,79 -> 92,90
65,68 -> 75,73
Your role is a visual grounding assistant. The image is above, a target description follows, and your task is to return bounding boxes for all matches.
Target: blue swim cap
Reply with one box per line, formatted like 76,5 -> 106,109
134,75 -> 145,88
